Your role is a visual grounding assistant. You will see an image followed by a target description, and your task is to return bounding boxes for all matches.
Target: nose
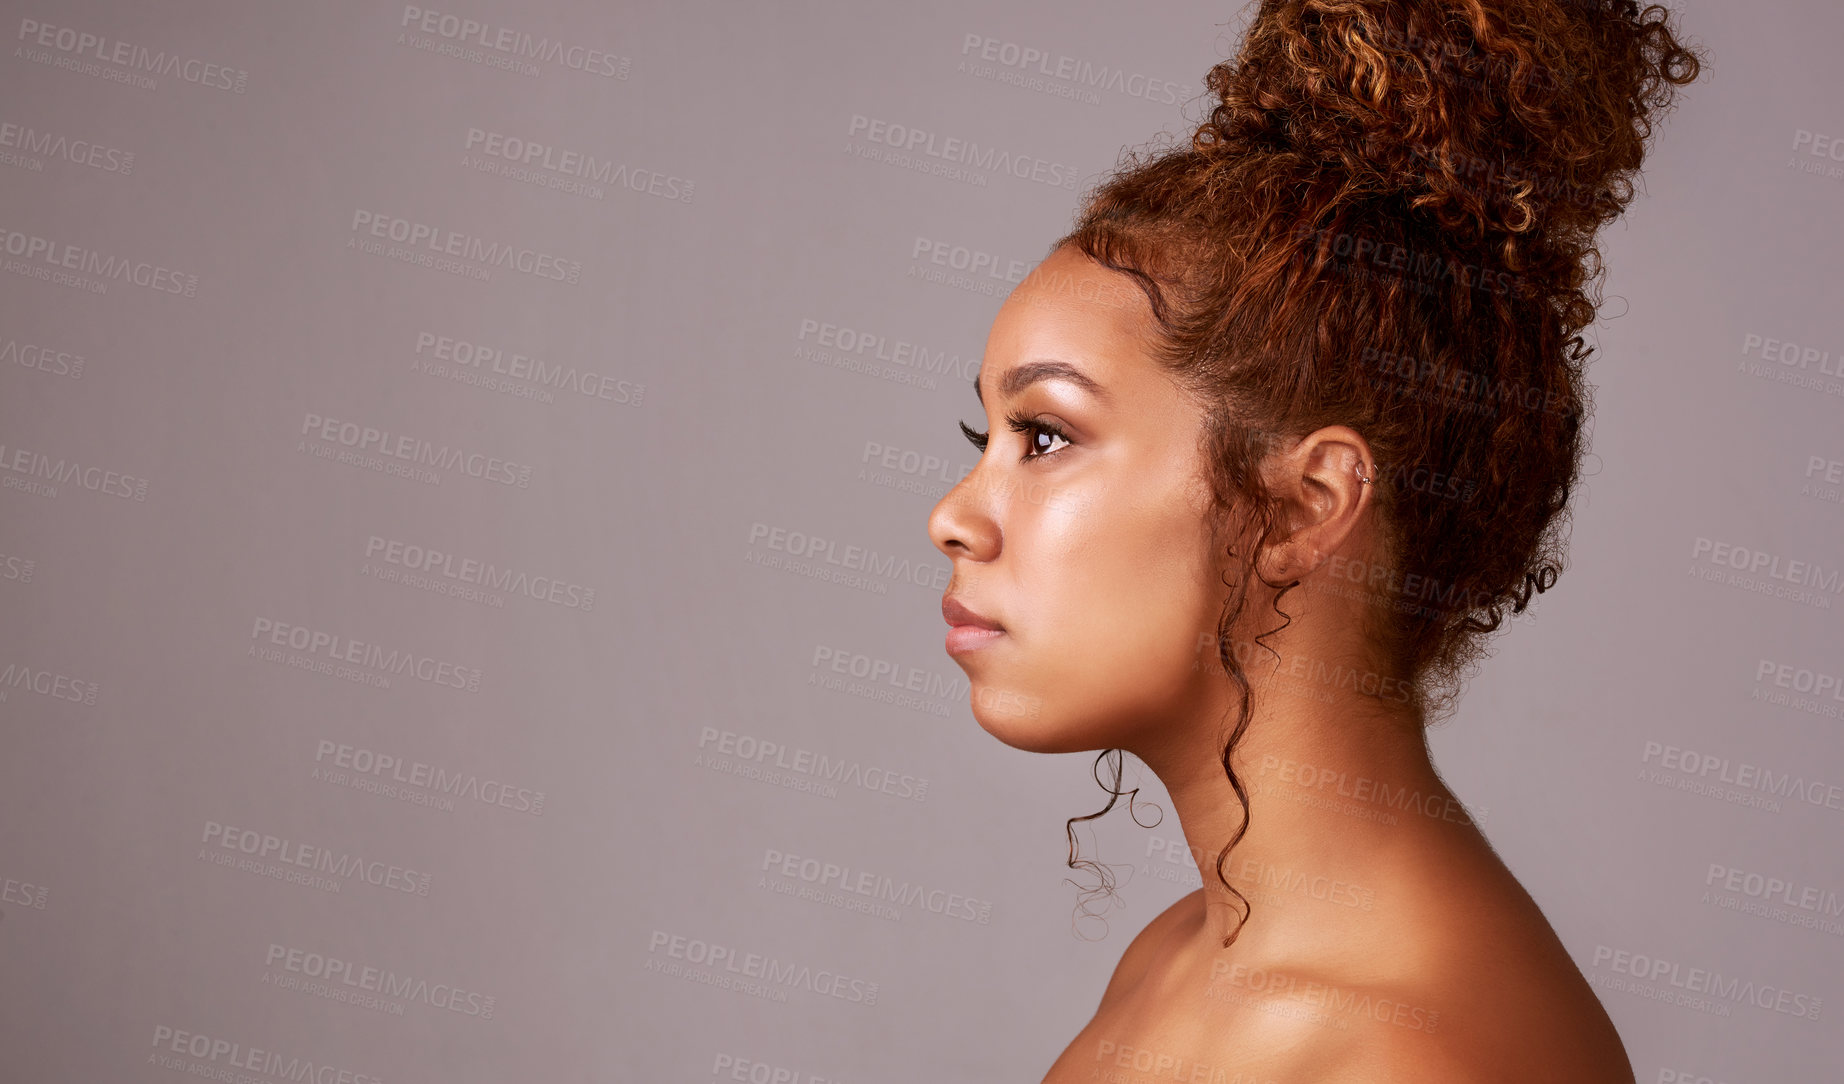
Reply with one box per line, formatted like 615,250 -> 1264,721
928,469 -> 1000,561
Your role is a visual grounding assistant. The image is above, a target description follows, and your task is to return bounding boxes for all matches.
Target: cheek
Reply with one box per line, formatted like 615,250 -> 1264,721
1010,507 -> 1220,715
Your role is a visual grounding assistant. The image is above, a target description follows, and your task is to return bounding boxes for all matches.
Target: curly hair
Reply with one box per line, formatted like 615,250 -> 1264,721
1054,0 -> 1702,947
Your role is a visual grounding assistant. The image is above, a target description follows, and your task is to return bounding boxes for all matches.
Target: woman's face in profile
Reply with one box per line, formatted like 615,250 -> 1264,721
928,245 -> 1234,756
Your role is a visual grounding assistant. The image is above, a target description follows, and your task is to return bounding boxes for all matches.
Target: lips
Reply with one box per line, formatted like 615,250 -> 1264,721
942,595 -> 1002,631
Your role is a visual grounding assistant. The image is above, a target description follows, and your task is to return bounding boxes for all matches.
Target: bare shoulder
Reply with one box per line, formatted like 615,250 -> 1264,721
1094,888 -> 1203,1012
1065,831 -> 1636,1083
1206,947 -> 1635,1084
1410,840 -> 1636,1081
1286,987 -> 1636,1084
1253,848 -> 1637,1084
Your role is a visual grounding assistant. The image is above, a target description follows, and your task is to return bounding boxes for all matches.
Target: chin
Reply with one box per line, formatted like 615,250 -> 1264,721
968,683 -> 1110,755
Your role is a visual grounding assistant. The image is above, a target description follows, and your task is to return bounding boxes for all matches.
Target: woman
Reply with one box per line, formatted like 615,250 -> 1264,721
926,1 -> 1701,1080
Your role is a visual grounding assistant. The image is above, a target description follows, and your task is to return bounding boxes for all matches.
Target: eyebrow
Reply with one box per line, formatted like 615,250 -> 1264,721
972,359 -> 1110,406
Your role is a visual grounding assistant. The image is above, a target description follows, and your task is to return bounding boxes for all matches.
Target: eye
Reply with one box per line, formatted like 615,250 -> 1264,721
959,411 -> 1072,463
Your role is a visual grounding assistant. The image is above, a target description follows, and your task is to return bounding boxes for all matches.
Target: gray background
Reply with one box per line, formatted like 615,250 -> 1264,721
1,1 -> 1840,1081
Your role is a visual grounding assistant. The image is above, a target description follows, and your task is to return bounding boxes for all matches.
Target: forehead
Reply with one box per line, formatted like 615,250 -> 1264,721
978,247 -> 1158,401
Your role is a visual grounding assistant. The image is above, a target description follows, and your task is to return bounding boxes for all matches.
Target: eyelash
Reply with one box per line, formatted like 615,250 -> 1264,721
959,409 -> 1072,462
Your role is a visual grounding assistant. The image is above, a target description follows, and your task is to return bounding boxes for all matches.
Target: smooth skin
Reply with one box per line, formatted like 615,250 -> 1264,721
926,245 -> 1633,1084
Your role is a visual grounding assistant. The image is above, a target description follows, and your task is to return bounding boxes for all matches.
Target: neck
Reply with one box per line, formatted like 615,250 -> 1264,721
1128,651 -> 1464,950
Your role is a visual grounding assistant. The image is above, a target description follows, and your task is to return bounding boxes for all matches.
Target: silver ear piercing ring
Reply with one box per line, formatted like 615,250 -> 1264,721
1356,461 -> 1374,485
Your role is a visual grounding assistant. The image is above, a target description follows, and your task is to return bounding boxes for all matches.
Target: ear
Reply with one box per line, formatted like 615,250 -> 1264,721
1254,426 -> 1377,583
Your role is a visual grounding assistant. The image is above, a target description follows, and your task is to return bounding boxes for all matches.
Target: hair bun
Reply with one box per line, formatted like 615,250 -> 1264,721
1198,0 -> 1701,255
